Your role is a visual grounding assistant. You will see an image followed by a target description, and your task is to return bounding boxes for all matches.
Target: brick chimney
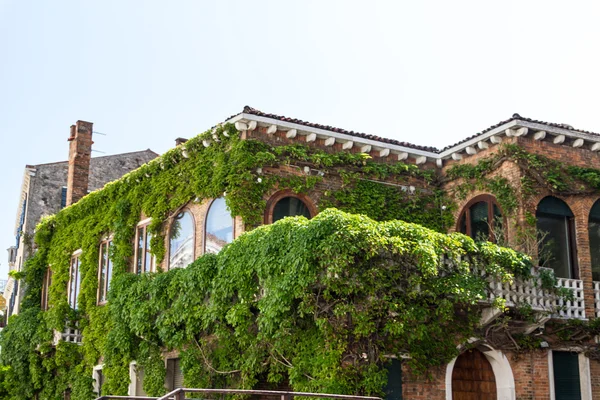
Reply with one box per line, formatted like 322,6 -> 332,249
175,137 -> 188,146
66,120 -> 94,206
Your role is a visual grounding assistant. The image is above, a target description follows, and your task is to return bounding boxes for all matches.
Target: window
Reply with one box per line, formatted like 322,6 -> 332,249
536,196 -> 577,279
92,366 -> 104,396
272,196 -> 312,223
552,352 -> 581,400
135,365 -> 146,396
134,220 -> 154,274
383,359 -> 402,400
205,198 -> 234,254
68,252 -> 81,309
166,358 -> 184,391
169,211 -> 195,269
588,200 -> 600,281
41,267 -> 52,311
458,195 -> 503,242
98,239 -> 113,303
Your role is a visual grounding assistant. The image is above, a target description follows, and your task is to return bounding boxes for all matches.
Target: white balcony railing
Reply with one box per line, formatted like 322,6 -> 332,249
555,277 -> 586,319
52,326 -> 82,345
481,266 -> 586,320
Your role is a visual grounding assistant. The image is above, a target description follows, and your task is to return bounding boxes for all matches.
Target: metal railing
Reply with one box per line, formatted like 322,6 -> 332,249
96,389 -> 382,400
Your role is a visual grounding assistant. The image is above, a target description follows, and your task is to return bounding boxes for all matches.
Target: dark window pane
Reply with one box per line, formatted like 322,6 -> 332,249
589,220 -> 600,281
384,359 -> 402,400
136,227 -> 144,274
205,198 -> 233,254
273,197 -> 311,223
469,201 -> 489,241
99,243 -> 107,302
69,258 -> 77,308
538,197 -> 574,217
144,230 -> 153,273
553,352 -> 581,400
459,213 -> 467,235
589,202 -> 600,281
106,242 -> 113,292
538,215 -> 571,278
169,211 -> 195,268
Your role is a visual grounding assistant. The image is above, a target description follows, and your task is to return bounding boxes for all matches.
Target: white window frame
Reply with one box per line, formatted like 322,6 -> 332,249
68,250 -> 82,309
92,364 -> 104,396
97,236 -> 113,305
128,361 -> 142,396
134,218 -> 156,273
548,349 -> 592,400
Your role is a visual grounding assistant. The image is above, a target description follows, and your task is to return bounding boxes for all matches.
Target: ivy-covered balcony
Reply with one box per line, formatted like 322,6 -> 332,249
479,266 -> 586,321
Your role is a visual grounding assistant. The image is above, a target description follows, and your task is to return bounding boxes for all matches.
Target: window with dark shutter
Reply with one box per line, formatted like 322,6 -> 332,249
588,200 -> 600,281
537,197 -> 577,278
166,358 -> 184,390
384,359 -> 402,400
61,187 -> 67,209
553,352 -> 581,400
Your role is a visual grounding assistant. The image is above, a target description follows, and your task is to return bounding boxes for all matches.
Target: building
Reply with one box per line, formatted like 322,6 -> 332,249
2,107 -> 600,400
3,120 -> 157,318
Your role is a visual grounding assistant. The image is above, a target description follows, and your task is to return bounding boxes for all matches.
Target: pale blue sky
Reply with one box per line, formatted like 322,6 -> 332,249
2,0 -> 600,276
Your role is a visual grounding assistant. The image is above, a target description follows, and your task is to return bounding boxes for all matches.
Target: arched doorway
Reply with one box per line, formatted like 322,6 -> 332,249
451,349 -> 497,400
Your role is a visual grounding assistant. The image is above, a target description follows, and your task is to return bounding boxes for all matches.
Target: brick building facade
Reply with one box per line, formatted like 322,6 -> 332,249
3,120 -> 157,318
6,107 -> 600,400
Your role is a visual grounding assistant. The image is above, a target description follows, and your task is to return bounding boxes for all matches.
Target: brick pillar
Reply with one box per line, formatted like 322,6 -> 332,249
572,197 -> 596,319
66,120 -> 93,207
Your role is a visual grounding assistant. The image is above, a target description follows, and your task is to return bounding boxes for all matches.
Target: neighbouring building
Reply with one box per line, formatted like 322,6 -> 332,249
3,107 -> 600,400
3,120 -> 157,319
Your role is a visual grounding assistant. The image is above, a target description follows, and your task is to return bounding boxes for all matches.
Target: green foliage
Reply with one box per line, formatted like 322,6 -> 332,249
3,129 -> 586,399
103,210 -> 529,395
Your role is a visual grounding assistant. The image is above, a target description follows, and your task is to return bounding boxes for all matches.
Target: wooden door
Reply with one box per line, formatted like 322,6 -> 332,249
452,349 -> 497,400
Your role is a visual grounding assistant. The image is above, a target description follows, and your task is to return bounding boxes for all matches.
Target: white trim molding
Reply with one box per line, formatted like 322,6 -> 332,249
92,364 -> 104,395
548,350 -> 592,400
445,346 -> 515,400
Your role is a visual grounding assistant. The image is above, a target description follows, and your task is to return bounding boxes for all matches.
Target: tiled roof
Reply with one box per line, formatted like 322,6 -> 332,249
441,114 -> 600,151
231,107 -> 600,154
232,106 -> 440,152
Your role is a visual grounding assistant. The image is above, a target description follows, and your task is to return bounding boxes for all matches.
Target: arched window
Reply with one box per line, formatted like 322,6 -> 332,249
205,198 -> 234,254
272,196 -> 312,223
458,195 -> 503,242
168,211 -> 195,269
536,196 -> 577,278
589,200 -> 600,281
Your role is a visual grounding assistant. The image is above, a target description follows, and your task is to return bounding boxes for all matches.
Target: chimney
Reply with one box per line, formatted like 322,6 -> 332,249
66,120 -> 94,207
175,137 -> 188,146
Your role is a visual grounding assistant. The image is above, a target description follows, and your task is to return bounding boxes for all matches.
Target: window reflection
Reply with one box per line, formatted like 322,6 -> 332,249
169,211 -> 195,269
272,196 -> 311,223
536,196 -> 576,278
589,200 -> 600,281
205,198 -> 233,254
458,195 -> 503,242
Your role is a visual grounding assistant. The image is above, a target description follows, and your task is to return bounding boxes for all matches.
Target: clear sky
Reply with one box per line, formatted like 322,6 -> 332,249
1,0 -> 600,277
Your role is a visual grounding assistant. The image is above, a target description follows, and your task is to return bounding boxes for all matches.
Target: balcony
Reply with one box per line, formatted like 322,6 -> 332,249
7,246 -> 16,270
482,267 -> 586,321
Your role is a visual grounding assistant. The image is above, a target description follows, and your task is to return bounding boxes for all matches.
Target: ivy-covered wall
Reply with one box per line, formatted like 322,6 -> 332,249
1,123 -> 598,400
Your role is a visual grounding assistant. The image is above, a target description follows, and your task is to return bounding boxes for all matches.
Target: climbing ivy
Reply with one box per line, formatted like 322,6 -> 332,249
0,127 -> 590,400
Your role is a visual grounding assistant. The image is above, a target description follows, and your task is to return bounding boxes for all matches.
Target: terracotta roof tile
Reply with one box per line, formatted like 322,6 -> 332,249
232,106 -> 440,152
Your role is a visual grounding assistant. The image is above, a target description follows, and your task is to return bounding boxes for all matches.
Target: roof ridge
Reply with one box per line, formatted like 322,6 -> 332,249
234,106 -> 600,155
